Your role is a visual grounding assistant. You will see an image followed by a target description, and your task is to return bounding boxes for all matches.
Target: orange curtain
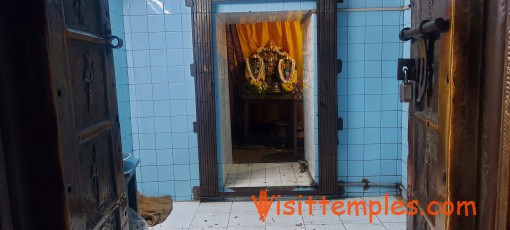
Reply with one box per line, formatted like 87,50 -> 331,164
236,21 -> 303,83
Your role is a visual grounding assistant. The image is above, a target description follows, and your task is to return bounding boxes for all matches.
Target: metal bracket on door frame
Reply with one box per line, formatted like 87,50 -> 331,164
338,117 -> 343,131
193,121 -> 199,133
337,59 -> 343,74
397,58 -> 416,81
190,63 -> 195,77
398,18 -> 450,103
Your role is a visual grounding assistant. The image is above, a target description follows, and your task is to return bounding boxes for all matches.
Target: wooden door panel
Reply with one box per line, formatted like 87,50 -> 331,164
79,132 -> 117,228
408,0 -> 450,229
413,122 -> 429,205
411,121 -> 443,226
63,0 -> 103,36
68,41 -> 109,129
66,29 -> 125,230
98,213 -> 120,229
408,0 -> 483,229
45,0 -> 127,228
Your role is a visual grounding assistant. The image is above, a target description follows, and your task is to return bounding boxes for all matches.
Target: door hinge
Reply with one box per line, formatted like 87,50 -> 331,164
337,59 -> 343,74
185,0 -> 193,7
338,117 -> 343,131
190,63 -> 195,77
193,121 -> 198,133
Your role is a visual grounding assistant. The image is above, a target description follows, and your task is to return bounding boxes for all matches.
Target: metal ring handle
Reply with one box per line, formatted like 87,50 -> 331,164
106,35 -> 123,49
402,66 -> 409,82
399,27 -> 412,41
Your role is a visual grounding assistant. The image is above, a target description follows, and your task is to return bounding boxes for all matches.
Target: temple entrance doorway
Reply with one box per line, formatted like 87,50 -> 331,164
213,11 -> 317,190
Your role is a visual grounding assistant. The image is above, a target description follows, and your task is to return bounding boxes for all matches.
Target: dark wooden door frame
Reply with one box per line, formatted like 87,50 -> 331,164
494,1 -> 510,228
444,0 -> 484,229
477,0 -> 507,229
191,0 -> 338,197
316,0 -> 338,195
0,1 -> 68,228
191,0 -> 220,198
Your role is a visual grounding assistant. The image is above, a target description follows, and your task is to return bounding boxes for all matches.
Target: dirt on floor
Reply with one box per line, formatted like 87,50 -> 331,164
233,145 -> 297,164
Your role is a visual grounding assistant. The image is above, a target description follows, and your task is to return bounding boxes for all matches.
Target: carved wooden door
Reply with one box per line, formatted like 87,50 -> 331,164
406,0 -> 483,229
44,0 -> 127,229
406,2 -> 448,228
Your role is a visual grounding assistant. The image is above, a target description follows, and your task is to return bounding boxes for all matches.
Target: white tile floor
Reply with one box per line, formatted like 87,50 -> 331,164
224,162 -> 313,188
150,196 -> 407,230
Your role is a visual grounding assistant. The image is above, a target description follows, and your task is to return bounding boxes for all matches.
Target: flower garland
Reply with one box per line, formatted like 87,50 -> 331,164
278,58 -> 298,92
278,58 -> 296,83
245,54 -> 266,93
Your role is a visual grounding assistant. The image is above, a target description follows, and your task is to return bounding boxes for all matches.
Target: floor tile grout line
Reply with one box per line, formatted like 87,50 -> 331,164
249,163 -> 254,187
186,203 -> 200,229
225,200 -> 234,229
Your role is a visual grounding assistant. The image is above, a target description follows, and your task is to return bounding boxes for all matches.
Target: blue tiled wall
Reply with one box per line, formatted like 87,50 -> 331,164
123,0 -> 198,201
337,0 -> 406,197
109,0 -> 133,156
114,0 -> 410,200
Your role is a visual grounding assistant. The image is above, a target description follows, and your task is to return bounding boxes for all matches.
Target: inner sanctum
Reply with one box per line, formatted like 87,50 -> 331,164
214,11 -> 317,190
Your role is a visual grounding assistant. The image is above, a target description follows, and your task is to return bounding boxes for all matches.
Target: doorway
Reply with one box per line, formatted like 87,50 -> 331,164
192,0 -> 338,197
213,11 -> 317,190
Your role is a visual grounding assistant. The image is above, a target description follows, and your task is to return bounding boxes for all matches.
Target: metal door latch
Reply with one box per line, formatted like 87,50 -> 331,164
398,18 -> 450,103
400,66 -> 413,102
397,58 -> 416,103
399,18 -> 449,41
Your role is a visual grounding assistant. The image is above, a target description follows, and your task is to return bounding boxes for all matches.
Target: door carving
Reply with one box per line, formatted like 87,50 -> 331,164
44,0 -> 127,228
